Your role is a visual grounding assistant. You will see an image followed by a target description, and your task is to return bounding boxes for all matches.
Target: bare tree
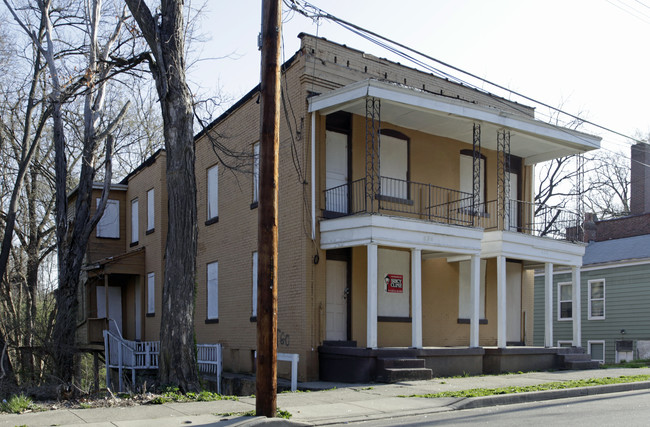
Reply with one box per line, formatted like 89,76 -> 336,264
124,0 -> 200,391
584,148 -> 631,218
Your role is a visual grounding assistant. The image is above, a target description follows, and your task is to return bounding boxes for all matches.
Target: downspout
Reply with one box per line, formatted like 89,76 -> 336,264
311,112 -> 316,240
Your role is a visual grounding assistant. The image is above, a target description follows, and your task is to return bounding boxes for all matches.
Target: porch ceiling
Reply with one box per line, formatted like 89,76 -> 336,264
309,79 -> 601,165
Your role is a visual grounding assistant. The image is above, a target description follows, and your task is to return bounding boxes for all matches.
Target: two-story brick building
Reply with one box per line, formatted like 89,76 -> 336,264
77,34 -> 601,383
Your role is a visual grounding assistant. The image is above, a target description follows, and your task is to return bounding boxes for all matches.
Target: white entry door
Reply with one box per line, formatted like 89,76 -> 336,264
326,260 -> 348,341
97,286 -> 123,336
508,172 -> 518,231
506,262 -> 522,343
325,131 -> 348,213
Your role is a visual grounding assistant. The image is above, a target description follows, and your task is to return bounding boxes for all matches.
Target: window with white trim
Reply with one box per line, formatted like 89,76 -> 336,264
147,188 -> 154,232
207,164 -> 219,223
207,261 -> 219,321
252,251 -> 258,320
253,142 -> 260,205
460,151 -> 485,212
147,272 -> 155,315
131,198 -> 139,244
557,340 -> 573,348
458,259 -> 487,319
588,340 -> 605,364
588,279 -> 605,320
558,282 -> 572,320
96,199 -> 120,238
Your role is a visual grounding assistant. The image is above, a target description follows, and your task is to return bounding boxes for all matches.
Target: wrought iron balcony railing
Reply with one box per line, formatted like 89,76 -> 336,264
323,176 -> 582,242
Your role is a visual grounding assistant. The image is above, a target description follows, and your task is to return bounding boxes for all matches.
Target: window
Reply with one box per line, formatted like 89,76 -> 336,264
459,151 -> 486,212
588,340 -> 605,364
96,199 -> 119,238
206,164 -> 219,224
146,189 -> 154,233
458,259 -> 487,320
207,261 -> 218,321
588,279 -> 605,320
558,282 -> 572,321
252,142 -> 260,206
379,131 -> 408,199
131,198 -> 139,245
147,272 -> 155,315
557,340 -> 573,348
251,251 -> 258,321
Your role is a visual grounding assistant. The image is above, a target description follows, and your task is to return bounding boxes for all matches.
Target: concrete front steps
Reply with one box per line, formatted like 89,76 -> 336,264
375,357 -> 433,383
557,347 -> 600,370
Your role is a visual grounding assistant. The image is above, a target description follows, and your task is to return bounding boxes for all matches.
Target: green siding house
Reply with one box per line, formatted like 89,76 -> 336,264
534,142 -> 650,364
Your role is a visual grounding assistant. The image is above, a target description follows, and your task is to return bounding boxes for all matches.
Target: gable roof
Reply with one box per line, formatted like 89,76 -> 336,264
583,234 -> 650,266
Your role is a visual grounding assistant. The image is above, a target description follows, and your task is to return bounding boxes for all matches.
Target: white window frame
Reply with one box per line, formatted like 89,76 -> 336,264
253,142 -> 260,204
252,251 -> 258,319
207,261 -> 219,320
588,340 -> 606,364
557,340 -> 573,348
588,279 -> 605,320
147,188 -> 155,232
96,199 -> 120,239
557,281 -> 573,321
207,164 -> 219,221
147,272 -> 155,315
131,198 -> 139,244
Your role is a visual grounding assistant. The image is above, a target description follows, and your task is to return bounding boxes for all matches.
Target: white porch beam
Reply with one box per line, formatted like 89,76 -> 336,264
411,248 -> 422,349
572,266 -> 582,347
497,256 -> 507,348
544,263 -> 554,347
469,255 -> 480,347
367,243 -> 378,348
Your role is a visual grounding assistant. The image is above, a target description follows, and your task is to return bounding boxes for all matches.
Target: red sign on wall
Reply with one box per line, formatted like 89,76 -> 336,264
384,274 -> 403,293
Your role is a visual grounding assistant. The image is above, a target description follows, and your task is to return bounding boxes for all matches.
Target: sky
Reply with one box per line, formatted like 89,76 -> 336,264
187,0 -> 650,156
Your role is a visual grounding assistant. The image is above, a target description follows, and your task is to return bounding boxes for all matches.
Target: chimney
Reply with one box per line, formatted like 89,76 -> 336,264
583,212 -> 598,242
630,143 -> 650,215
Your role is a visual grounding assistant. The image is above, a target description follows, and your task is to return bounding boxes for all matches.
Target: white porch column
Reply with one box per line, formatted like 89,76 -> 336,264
544,262 -> 554,347
367,243 -> 378,348
497,255 -> 507,348
469,255 -> 480,347
411,248 -> 422,349
572,266 -> 582,347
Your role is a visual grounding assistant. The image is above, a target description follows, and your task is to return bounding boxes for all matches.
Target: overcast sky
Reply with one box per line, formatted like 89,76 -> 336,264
187,0 -> 650,155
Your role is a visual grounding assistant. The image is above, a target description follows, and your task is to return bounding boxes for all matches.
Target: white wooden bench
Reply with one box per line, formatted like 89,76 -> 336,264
277,353 -> 299,391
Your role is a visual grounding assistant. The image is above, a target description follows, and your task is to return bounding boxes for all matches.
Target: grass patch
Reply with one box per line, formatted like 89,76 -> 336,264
400,374 -> 650,398
602,359 -> 650,369
0,394 -> 41,414
216,407 -> 291,419
150,387 -> 239,404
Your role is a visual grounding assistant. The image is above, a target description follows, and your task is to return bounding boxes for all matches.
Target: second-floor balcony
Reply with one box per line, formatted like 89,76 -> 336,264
323,176 -> 582,242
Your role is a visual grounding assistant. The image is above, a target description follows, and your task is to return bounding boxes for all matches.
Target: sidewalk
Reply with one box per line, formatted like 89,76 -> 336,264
2,367 -> 650,426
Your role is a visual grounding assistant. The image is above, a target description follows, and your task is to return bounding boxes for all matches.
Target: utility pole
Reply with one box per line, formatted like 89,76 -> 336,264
256,0 -> 281,418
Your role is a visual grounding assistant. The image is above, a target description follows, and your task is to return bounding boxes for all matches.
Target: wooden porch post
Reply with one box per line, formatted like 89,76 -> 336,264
497,256 -> 507,348
411,248 -> 422,349
572,266 -> 582,347
469,255 -> 480,347
367,243 -> 378,348
544,262 -> 554,347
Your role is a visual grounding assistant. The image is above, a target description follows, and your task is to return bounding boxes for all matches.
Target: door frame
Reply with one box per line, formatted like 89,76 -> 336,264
325,112 -> 352,217
326,248 -> 352,341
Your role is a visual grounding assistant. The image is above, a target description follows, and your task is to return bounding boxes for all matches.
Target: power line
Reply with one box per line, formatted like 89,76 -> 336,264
285,0 -> 646,147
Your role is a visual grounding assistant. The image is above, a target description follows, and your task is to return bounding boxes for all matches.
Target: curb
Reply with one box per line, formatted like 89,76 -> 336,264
450,380 -> 650,410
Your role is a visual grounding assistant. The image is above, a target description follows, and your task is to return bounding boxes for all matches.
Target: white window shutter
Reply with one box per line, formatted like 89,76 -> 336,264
252,252 -> 258,317
131,199 -> 139,243
96,199 -> 120,238
147,272 -> 155,314
207,262 -> 219,319
208,165 -> 219,219
253,143 -> 260,203
147,189 -> 154,231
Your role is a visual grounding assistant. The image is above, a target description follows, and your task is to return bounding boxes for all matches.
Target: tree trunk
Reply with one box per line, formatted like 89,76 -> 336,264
125,0 -> 199,392
0,329 -> 17,399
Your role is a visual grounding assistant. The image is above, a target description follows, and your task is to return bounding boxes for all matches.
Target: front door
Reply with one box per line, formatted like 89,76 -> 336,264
97,286 -> 123,336
326,260 -> 348,341
506,262 -> 522,343
325,130 -> 348,213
